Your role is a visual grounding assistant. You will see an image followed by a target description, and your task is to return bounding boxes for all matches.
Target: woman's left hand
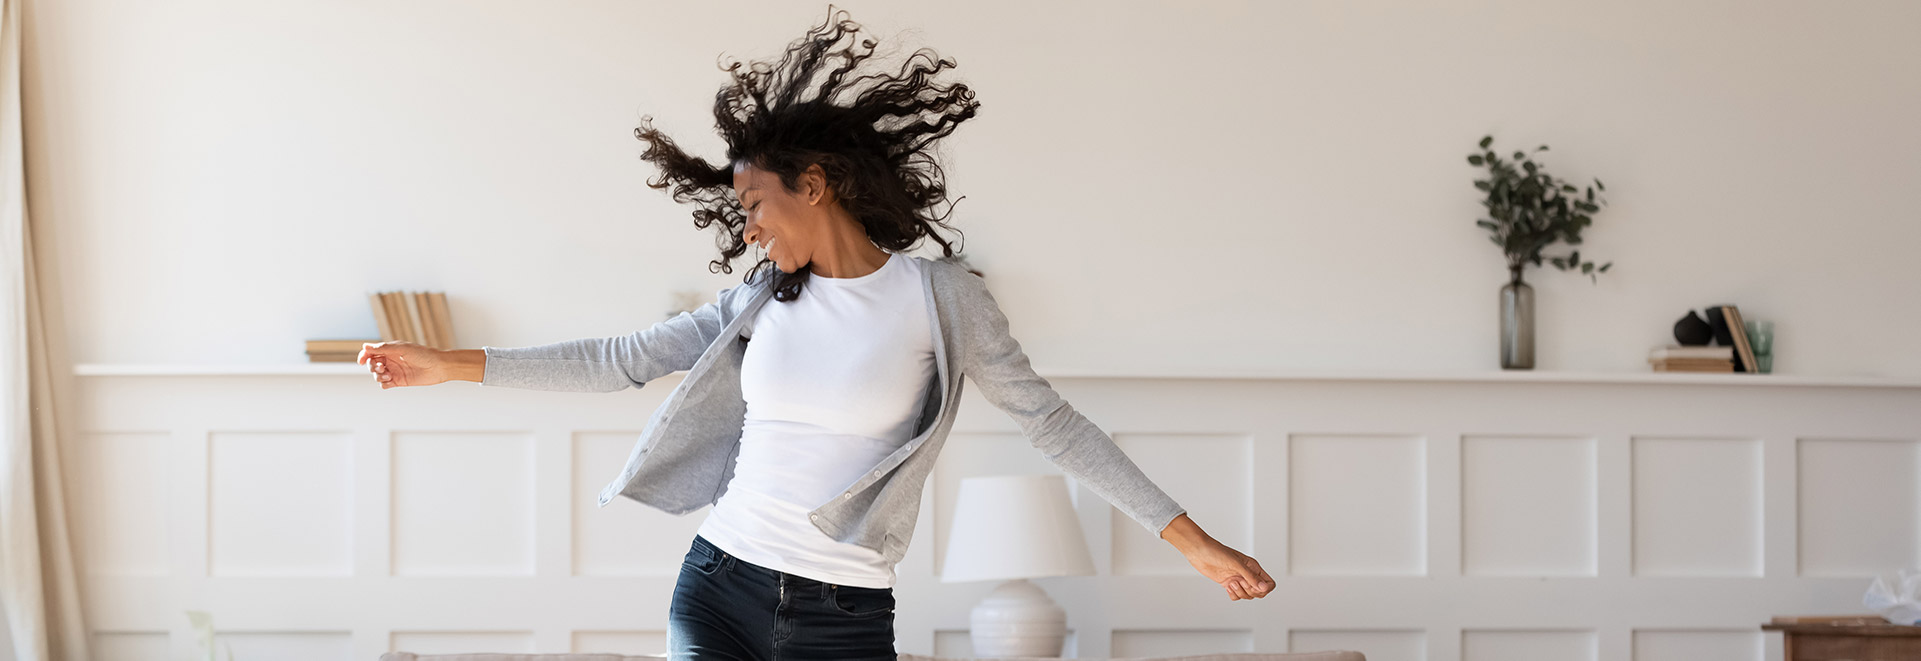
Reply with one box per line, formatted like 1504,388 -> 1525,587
1182,538 -> 1275,601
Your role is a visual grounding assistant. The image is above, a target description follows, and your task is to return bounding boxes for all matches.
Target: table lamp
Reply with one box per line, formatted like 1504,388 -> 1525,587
940,474 -> 1095,657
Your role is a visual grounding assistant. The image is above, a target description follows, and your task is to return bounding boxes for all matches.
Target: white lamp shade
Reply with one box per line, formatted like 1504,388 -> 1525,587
940,474 -> 1096,583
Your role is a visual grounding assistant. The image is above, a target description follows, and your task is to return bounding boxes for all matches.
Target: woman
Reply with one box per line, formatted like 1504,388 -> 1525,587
357,7 -> 1273,660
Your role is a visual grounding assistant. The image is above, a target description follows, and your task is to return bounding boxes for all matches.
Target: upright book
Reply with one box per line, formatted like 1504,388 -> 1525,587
1721,305 -> 1760,374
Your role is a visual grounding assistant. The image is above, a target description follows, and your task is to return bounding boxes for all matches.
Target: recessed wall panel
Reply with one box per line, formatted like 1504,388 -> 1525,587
1112,629 -> 1253,656
213,632 -> 353,661
391,432 -> 536,576
209,432 -> 354,576
93,632 -> 169,661
1290,434 -> 1426,576
1462,629 -> 1596,661
1633,629 -> 1762,661
1798,437 -> 1921,576
1462,436 -> 1597,576
1290,629 -> 1426,661
390,631 -> 536,655
76,432 -> 170,576
1632,437 -> 1763,577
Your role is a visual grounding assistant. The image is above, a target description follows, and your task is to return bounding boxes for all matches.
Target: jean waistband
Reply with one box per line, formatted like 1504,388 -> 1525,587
691,535 -> 890,592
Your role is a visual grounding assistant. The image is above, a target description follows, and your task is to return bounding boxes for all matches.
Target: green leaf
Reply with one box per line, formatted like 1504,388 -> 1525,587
1569,250 -> 1580,264
1523,161 -> 1537,174
1599,262 -> 1612,272
1479,135 -> 1492,149
1537,144 -> 1549,151
1468,155 -> 1484,165
1475,180 -> 1491,191
1476,220 -> 1498,230
1513,151 -> 1525,160
1582,262 -> 1594,274
1595,177 -> 1606,191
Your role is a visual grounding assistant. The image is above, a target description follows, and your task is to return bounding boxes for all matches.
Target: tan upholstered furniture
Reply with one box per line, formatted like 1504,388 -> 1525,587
377,651 -> 1368,661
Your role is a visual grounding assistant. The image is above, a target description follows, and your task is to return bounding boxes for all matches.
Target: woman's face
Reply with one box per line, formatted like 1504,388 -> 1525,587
734,161 -> 827,274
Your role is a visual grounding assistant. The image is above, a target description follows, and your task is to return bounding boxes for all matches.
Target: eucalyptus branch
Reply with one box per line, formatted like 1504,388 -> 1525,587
1468,134 -> 1613,283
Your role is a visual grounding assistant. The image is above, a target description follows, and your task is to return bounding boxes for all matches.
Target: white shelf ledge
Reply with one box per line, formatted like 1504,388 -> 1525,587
74,363 -> 373,376
1027,366 -> 1921,389
68,363 -> 1921,388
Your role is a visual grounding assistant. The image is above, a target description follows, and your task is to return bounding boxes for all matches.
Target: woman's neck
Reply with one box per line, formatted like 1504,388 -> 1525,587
808,213 -> 891,279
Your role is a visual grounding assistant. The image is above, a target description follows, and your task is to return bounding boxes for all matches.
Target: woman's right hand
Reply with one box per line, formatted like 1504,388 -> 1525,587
357,341 -> 450,389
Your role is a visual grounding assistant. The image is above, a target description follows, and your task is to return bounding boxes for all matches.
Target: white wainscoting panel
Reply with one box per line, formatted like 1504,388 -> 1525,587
390,431 -> 538,576
1795,437 -> 1921,577
90,632 -> 168,661
1461,435 -> 1598,577
1631,437 -> 1764,577
389,630 -> 536,654
1630,629 -> 1762,661
1112,629 -> 1253,656
1289,629 -> 1426,661
69,370 -> 1921,660
213,631 -> 355,661
75,432 -> 171,577
1461,629 -> 1597,661
1290,434 -> 1427,576
209,431 -> 355,577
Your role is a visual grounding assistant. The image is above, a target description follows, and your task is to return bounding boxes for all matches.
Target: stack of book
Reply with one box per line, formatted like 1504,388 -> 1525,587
1648,345 -> 1734,372
304,290 -> 456,362
1648,303 -> 1764,374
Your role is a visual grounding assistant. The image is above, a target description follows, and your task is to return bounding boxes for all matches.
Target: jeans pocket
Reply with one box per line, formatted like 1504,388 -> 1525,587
829,584 -> 895,617
681,539 -> 723,575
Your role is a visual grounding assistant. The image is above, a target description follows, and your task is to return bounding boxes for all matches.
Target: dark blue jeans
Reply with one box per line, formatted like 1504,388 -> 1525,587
668,535 -> 897,661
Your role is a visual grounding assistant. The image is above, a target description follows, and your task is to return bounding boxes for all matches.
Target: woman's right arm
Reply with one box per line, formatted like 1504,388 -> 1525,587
360,279 -> 759,392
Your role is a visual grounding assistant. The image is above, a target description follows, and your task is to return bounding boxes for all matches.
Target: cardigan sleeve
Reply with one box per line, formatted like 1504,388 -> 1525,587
950,270 -> 1188,537
478,279 -> 754,393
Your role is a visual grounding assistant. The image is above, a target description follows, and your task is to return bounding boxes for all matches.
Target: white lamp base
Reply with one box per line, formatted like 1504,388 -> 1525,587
967,578 -> 1067,658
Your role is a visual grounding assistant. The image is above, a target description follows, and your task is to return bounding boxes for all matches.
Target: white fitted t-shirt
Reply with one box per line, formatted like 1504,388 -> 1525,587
695,251 -> 935,588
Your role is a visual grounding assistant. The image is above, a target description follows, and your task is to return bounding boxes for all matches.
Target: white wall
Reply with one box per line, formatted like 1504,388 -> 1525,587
24,0 -> 1921,377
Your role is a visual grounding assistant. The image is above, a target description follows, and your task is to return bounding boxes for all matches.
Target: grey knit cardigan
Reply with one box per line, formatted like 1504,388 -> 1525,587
480,255 -> 1186,565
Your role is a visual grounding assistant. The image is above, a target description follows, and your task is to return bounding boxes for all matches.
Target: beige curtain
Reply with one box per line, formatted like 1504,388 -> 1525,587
2,0 -> 93,658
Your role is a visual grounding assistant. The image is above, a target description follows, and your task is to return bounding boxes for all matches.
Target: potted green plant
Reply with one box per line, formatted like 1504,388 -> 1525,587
1467,134 -> 1612,370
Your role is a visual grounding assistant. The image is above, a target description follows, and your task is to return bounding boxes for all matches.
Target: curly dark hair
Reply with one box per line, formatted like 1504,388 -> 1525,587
632,5 -> 981,302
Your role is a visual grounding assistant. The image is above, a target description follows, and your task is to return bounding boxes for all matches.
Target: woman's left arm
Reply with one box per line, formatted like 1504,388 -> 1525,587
950,270 -> 1273,600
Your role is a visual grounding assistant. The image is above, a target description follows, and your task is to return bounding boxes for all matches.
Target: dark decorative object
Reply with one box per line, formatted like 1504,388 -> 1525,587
1673,310 -> 1713,345
1469,135 -> 1612,370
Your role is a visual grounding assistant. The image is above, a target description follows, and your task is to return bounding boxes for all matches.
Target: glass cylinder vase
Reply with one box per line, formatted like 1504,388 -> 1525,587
1500,277 -> 1535,370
